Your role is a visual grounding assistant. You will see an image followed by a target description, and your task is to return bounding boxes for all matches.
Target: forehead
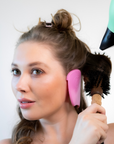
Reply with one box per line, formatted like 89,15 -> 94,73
12,42 -> 65,74
14,42 -> 55,60
13,42 -> 54,62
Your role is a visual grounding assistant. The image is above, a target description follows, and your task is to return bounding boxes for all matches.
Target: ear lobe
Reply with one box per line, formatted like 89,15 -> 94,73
66,69 -> 81,107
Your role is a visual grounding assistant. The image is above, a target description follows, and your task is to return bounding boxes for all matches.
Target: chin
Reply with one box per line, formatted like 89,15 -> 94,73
21,110 -> 42,121
23,115 -> 37,121
22,113 -> 42,121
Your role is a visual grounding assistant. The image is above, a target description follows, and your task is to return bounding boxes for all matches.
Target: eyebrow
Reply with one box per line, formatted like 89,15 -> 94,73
11,62 -> 49,68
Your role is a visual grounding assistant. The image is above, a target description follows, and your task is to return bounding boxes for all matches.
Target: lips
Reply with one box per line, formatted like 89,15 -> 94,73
18,98 -> 35,109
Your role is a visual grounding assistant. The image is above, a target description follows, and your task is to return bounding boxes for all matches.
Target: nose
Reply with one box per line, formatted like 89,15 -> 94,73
15,73 -> 30,93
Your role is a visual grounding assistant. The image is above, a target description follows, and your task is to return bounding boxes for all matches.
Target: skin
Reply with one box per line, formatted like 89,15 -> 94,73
11,41 -> 78,144
0,41 -> 109,144
104,123 -> 114,144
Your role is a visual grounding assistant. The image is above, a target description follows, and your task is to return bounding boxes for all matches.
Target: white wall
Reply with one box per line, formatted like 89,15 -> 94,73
0,0 -> 114,140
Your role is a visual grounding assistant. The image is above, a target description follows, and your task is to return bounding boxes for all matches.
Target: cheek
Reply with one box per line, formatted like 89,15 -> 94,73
32,75 -> 67,106
11,78 -> 18,98
11,78 -> 16,95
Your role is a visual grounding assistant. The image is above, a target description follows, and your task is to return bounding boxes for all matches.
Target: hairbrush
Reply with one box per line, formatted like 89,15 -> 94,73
82,52 -> 112,106
82,52 -> 112,144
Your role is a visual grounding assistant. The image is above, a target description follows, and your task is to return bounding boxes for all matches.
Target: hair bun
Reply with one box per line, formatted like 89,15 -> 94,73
52,9 -> 72,31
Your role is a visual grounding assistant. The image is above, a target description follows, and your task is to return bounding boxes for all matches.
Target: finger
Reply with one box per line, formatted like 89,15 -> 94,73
98,126 -> 107,143
90,113 -> 107,123
86,116 -> 109,133
95,119 -> 109,133
85,103 -> 106,115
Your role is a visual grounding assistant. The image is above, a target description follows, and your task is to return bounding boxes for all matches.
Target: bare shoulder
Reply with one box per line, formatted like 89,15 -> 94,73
0,139 -> 11,144
104,123 -> 114,144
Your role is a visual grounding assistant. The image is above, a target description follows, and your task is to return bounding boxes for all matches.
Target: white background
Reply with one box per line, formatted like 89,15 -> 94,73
0,0 -> 114,140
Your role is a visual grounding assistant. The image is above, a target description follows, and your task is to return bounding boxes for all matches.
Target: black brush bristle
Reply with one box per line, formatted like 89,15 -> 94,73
84,70 -> 111,98
82,52 -> 112,98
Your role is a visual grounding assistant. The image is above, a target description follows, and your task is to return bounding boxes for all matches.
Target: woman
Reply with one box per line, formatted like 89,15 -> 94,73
0,9 -> 108,144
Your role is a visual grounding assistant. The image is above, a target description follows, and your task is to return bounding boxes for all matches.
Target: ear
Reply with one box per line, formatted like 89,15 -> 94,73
66,69 -> 81,107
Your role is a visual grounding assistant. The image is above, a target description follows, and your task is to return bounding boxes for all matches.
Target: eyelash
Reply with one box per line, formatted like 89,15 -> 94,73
11,68 -> 44,76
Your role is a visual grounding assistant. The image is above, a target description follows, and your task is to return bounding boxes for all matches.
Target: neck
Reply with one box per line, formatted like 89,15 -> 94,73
39,103 -> 78,144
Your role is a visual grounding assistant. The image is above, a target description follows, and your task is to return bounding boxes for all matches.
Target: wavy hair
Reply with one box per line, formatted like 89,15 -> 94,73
11,9 -> 91,144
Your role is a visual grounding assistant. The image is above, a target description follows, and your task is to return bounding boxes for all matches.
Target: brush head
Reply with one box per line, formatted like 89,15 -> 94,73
82,52 -> 112,98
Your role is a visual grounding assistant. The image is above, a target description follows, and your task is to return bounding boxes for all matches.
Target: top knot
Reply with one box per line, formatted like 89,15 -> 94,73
38,9 -> 81,33
51,9 -> 73,31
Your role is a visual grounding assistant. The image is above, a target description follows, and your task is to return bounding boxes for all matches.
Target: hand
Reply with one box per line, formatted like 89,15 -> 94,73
69,103 -> 108,144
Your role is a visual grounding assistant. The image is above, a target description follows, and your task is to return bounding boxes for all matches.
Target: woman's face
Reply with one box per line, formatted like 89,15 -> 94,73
11,42 -> 67,121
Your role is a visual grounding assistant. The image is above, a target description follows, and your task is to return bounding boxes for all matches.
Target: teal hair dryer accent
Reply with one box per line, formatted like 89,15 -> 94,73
100,0 -> 114,50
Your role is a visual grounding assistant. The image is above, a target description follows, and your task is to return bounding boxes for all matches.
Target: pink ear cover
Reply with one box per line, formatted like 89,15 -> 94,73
66,69 -> 81,107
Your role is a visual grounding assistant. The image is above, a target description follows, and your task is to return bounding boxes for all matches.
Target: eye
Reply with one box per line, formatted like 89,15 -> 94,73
11,69 -> 20,76
32,69 -> 43,75
10,68 -> 43,77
